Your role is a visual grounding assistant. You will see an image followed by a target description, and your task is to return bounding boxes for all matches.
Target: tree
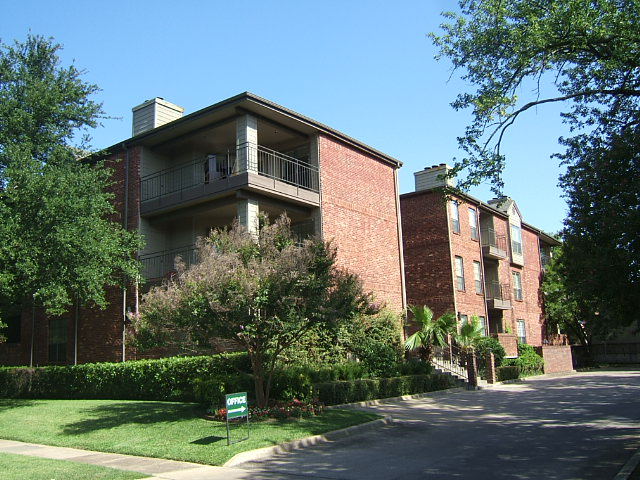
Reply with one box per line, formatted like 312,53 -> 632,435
542,245 -> 599,352
404,305 -> 457,362
431,0 -> 640,192
135,215 -> 375,407
559,128 -> 640,328
0,35 -> 141,325
455,315 -> 483,354
431,0 -> 640,327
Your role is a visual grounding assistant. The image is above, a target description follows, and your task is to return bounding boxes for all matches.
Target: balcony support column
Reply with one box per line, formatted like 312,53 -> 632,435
236,114 -> 258,172
237,198 -> 260,237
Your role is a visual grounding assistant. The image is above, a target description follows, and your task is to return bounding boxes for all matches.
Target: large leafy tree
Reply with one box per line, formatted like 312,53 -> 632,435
135,215 -> 374,407
0,35 -> 141,330
432,0 -> 640,327
541,246 -> 596,350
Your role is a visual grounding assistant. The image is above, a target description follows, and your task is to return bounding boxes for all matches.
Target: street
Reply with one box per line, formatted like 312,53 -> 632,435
234,370 -> 640,479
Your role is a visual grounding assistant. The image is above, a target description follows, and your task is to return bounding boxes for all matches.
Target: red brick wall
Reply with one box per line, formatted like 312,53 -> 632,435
509,227 -> 545,346
319,135 -> 404,312
541,345 -> 574,374
400,191 -> 454,322
448,197 -> 487,321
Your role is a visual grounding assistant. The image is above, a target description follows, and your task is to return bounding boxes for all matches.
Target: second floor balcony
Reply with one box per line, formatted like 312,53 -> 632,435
140,143 -> 320,215
485,281 -> 512,310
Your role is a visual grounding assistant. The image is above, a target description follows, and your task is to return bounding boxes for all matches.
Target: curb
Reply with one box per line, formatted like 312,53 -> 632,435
326,386 -> 467,410
614,449 -> 640,480
223,415 -> 393,467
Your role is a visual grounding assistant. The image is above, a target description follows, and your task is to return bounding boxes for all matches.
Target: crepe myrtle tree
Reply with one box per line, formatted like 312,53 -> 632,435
134,215 -> 377,407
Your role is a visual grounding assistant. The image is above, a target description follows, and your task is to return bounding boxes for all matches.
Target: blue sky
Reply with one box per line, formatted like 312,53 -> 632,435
4,0 -> 570,233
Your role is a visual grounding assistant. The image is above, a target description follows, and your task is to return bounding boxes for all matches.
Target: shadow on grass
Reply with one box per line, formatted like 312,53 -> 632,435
190,435 -> 226,445
0,399 -> 38,412
62,401 -> 201,435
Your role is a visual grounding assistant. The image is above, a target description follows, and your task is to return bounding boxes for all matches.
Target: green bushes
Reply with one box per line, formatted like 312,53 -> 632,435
314,373 -> 457,405
0,354 -> 250,401
0,353 -> 449,408
503,344 -> 544,376
496,366 -> 520,382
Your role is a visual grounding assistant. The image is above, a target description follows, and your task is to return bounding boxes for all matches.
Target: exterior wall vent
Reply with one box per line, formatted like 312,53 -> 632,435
132,98 -> 184,136
414,163 -> 454,191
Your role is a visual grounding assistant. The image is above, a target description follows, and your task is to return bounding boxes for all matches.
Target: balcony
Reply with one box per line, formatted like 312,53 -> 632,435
140,143 -> 320,215
139,222 -> 315,281
140,246 -> 196,280
480,228 -> 507,259
485,281 -> 512,310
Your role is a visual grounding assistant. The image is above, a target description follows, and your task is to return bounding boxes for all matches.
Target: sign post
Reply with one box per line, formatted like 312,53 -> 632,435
225,392 -> 249,445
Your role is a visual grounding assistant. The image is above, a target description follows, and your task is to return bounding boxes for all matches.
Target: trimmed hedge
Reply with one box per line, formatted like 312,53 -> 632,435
496,366 -> 520,382
0,354 -> 251,401
314,373 -> 457,405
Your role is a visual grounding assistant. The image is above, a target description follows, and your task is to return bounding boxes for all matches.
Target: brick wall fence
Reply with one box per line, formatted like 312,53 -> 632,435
539,345 -> 574,374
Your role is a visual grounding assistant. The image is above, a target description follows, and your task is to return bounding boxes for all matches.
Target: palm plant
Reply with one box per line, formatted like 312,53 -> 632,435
455,314 -> 484,354
404,305 -> 456,362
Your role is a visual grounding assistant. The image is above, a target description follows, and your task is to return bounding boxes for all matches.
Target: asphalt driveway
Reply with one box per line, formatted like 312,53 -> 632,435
235,370 -> 640,479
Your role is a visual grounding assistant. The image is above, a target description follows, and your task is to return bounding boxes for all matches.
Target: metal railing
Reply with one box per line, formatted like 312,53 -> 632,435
140,144 -> 319,203
485,281 -> 511,301
480,227 -> 507,252
250,143 -> 319,192
141,153 -> 236,202
432,343 -> 468,381
140,246 -> 197,280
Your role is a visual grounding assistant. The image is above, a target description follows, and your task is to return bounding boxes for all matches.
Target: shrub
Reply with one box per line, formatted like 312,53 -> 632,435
502,344 -> 544,376
398,359 -> 433,376
496,366 -> 520,381
0,354 -> 251,401
474,336 -> 507,378
314,373 -> 457,405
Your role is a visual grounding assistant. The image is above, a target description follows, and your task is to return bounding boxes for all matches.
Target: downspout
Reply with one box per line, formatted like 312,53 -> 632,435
393,168 -> 407,337
122,142 -> 130,362
30,298 -> 35,367
74,294 -> 79,365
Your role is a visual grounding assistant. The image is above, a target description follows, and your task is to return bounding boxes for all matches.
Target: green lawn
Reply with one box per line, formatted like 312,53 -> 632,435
1,452 -> 146,480
0,399 -> 379,466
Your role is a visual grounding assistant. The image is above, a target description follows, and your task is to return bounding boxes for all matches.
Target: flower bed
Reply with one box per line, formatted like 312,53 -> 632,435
211,399 -> 324,421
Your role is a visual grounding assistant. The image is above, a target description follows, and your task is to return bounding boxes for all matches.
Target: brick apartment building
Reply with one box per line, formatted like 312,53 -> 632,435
0,93 -> 406,366
401,164 -> 560,357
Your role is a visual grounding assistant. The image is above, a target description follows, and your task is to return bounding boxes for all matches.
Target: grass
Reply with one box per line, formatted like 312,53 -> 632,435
0,399 -> 379,466
1,452 -> 146,480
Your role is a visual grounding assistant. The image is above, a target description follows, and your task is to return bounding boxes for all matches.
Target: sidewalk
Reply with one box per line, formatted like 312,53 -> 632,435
0,439 -> 255,480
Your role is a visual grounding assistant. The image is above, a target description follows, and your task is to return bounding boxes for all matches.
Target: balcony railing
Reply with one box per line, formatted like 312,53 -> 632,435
480,227 -> 507,259
140,143 -> 319,204
485,281 -> 512,309
140,246 -> 196,280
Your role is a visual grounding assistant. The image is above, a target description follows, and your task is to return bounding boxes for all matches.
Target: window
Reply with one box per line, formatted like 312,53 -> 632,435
48,318 -> 67,363
451,201 -> 460,233
478,316 -> 487,336
512,271 -> 523,301
459,314 -> 468,327
511,224 -> 523,256
468,208 -> 478,240
517,319 -> 526,344
473,261 -> 483,294
455,256 -> 465,291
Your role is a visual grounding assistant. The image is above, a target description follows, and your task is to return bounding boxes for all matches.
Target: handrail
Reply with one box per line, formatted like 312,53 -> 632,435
432,343 -> 469,381
140,245 -> 196,279
480,227 -> 507,251
140,143 -> 319,203
485,281 -> 511,301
